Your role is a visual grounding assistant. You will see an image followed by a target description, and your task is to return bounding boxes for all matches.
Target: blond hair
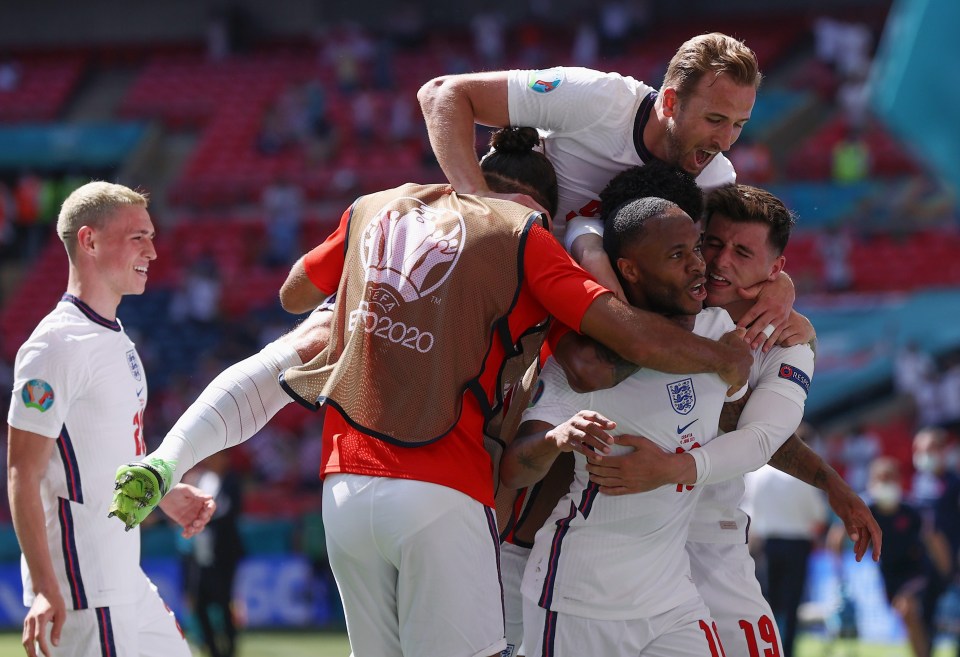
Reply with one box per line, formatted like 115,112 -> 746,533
663,32 -> 762,100
57,181 -> 148,259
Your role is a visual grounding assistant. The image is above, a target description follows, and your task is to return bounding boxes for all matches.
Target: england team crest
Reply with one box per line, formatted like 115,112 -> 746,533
126,349 -> 142,382
667,378 -> 696,415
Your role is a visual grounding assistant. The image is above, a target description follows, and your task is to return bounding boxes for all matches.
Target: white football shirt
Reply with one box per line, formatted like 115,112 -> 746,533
506,66 -> 736,247
519,307 -> 745,620
8,296 -> 149,609
687,341 -> 815,544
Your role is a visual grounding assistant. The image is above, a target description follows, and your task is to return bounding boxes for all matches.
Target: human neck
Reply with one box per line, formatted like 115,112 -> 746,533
642,96 -> 669,162
66,271 -> 120,321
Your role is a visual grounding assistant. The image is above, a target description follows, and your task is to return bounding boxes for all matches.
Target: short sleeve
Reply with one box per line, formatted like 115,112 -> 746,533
754,344 -> 816,406
521,357 -> 585,428
522,224 -> 610,332
8,335 -> 84,439
302,206 -> 352,295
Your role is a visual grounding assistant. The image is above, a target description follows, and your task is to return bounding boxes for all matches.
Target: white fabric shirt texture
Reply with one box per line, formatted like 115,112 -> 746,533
744,465 -> 827,540
687,341 -> 815,544
506,66 -> 736,247
519,307 -> 746,620
8,297 -> 149,609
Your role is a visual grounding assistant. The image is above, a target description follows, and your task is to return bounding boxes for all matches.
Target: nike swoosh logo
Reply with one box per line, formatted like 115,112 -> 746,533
677,419 -> 699,434
136,387 -> 144,397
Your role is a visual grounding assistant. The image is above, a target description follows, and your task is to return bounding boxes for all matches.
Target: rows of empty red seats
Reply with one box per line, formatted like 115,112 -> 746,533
0,56 -> 87,122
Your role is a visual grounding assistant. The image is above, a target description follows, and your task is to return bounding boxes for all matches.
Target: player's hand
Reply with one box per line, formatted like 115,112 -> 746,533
108,458 -> 174,531
775,310 -> 816,348
579,245 -> 627,302
737,271 -> 796,351
586,434 -> 693,494
717,328 -> 752,396
158,484 -> 216,539
546,411 -> 616,458
828,480 -> 882,562
22,590 -> 65,657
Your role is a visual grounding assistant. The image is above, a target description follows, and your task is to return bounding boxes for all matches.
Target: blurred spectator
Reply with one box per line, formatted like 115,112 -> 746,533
598,1 -> 633,57
0,55 -> 20,92
832,130 -> 871,184
839,424 -> 881,493
910,427 -> 958,509
940,354 -> 960,434
261,176 -> 304,267
350,90 -> 377,147
836,457 -> 936,657
818,226 -> 854,292
323,22 -> 374,94
184,451 -> 245,657
571,15 -> 599,67
914,369 -> 946,430
837,71 -> 871,131
13,171 -> 44,263
171,254 -> 223,326
388,95 -> 416,144
895,341 -> 936,398
908,427 -> 960,652
0,180 -> 14,264
745,465 -> 828,657
471,10 -> 506,68
256,107 -> 290,155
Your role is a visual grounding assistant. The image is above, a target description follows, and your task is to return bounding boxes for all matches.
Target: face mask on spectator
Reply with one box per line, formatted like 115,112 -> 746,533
914,452 -> 941,474
868,482 -> 901,510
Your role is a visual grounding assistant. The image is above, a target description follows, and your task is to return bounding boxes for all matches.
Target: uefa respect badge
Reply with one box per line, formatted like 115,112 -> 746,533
21,379 -> 55,412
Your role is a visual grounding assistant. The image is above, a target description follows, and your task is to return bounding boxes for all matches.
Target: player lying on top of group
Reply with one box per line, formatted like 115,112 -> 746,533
418,31 -> 793,348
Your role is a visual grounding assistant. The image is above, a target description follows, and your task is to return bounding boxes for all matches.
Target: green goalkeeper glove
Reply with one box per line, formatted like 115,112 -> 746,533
108,457 -> 175,531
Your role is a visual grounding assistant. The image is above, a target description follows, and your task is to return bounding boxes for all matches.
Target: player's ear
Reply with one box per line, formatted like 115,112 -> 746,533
77,225 -> 96,254
662,88 -> 679,117
766,254 -> 786,281
616,257 -> 639,284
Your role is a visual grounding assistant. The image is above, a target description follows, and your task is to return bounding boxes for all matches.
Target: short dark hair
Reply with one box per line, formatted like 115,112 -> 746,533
599,161 -> 703,228
703,184 -> 795,255
479,127 -> 559,218
603,197 -> 681,261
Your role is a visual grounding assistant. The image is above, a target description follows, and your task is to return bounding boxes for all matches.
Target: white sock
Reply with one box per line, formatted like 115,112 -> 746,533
150,340 -> 303,486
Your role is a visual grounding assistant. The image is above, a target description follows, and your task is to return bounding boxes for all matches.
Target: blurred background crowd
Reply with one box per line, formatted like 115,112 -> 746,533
0,0 -> 958,653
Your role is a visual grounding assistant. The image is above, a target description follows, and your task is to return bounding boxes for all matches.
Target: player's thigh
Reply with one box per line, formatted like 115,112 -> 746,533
687,541 -> 783,657
136,577 -> 191,657
643,596 -> 726,657
501,542 -> 532,657
42,607 -> 118,657
521,597 -> 648,657
322,474 -> 403,657
391,479 -> 506,657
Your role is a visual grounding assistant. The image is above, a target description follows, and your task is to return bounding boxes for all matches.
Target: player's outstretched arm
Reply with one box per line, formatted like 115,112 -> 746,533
580,295 -> 753,394
768,434 -> 882,562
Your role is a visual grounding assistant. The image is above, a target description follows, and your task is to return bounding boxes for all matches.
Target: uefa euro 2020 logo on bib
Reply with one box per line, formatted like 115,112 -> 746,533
360,199 -> 466,305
